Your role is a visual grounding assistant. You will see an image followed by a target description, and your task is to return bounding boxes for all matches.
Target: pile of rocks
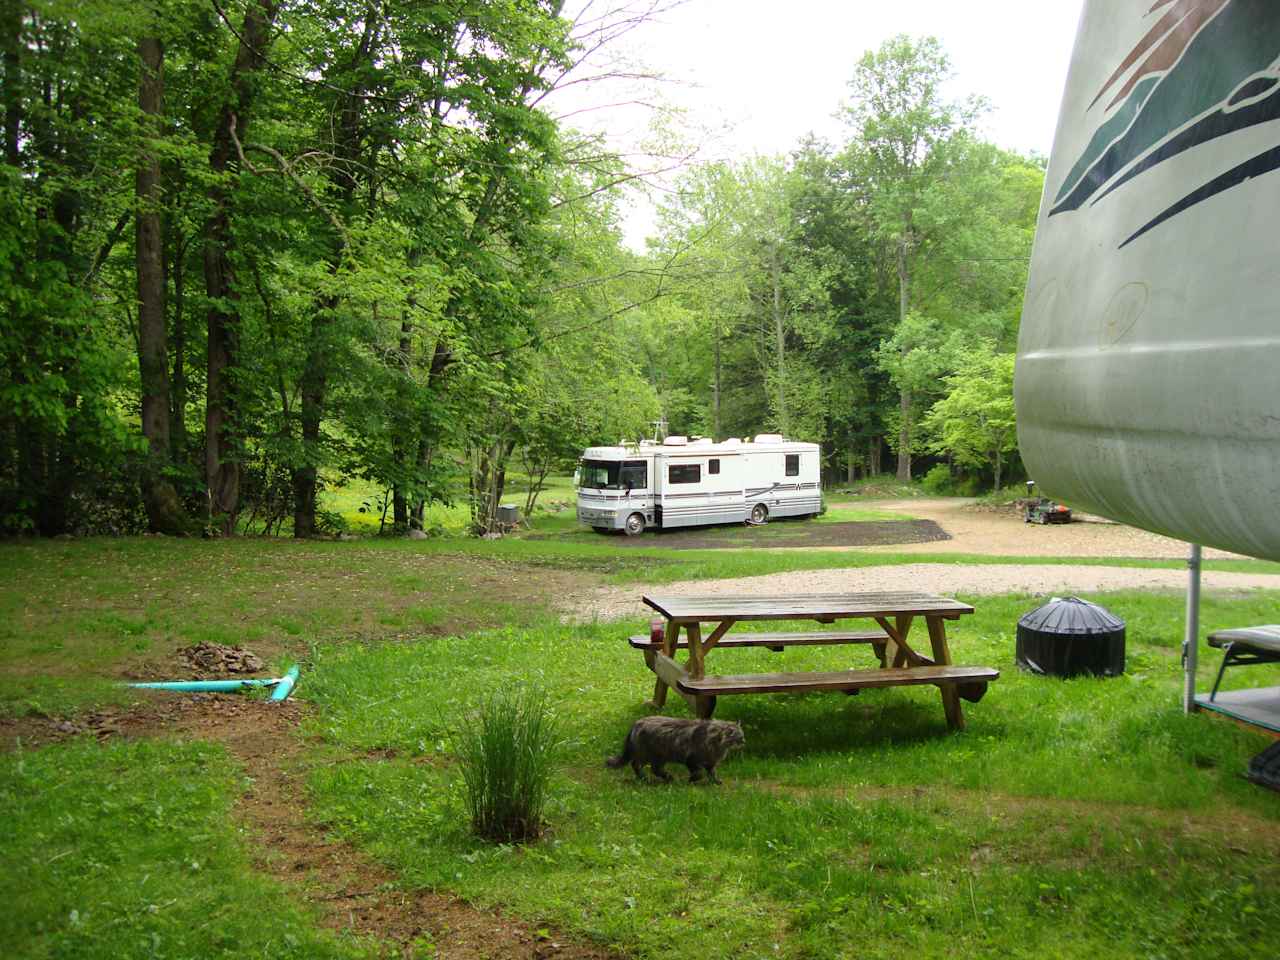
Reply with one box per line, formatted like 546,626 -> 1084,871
178,642 -> 264,675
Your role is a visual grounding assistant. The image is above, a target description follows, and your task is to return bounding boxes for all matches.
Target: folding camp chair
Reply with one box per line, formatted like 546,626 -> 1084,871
1207,626 -> 1280,702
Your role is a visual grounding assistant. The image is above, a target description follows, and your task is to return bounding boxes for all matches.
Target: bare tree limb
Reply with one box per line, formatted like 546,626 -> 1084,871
228,113 -> 351,247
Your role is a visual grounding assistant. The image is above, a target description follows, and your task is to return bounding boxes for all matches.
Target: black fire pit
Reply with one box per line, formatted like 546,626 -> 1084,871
1016,596 -> 1126,677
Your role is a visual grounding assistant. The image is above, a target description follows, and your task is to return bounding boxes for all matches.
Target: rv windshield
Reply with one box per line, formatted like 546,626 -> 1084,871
579,459 -> 647,490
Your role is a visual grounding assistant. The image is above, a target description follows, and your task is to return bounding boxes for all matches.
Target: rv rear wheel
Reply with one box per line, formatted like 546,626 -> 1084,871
750,503 -> 769,525
624,512 -> 646,536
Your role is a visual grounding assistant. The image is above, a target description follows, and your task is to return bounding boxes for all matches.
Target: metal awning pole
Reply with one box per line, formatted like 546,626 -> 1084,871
1183,543 -> 1202,714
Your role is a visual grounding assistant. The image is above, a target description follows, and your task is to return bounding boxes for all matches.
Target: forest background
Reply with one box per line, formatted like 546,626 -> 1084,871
0,0 -> 1044,539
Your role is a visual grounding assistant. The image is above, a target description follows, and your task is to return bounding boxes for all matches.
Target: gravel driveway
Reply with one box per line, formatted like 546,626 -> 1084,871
566,562 -> 1280,622
857,498 -> 1250,560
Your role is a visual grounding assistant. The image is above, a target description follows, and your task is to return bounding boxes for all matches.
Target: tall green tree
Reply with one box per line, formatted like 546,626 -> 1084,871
202,0 -> 280,534
840,34 -> 984,480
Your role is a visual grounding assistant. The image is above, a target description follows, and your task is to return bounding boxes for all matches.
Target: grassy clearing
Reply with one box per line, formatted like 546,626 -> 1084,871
2,737 -> 372,959
303,590 -> 1280,959
6,535 -> 1280,958
0,537 -> 570,717
5,533 -> 1279,717
817,503 -> 912,522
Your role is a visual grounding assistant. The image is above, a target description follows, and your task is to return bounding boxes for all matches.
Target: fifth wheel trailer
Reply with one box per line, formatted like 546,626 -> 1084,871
1016,0 -> 1280,563
1016,0 -> 1280,729
575,435 -> 822,534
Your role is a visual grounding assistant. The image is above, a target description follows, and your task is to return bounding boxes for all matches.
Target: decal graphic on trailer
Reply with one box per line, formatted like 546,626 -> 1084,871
1049,0 -> 1280,247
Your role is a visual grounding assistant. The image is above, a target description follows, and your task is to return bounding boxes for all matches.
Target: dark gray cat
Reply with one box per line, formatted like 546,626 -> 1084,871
605,716 -> 745,784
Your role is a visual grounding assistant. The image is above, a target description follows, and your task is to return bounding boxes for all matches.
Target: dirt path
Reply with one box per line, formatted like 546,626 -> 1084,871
567,562 -> 1280,622
4,696 -> 618,960
856,498 -> 1253,560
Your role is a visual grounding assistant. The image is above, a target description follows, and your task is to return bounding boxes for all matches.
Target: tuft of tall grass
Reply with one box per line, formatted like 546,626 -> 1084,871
451,683 -> 562,842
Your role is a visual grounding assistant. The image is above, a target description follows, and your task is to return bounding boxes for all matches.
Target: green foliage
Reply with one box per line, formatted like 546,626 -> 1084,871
920,464 -> 953,494
450,683 -> 563,843
1,13 -> 1043,536
922,346 -> 1018,490
0,165 -> 141,534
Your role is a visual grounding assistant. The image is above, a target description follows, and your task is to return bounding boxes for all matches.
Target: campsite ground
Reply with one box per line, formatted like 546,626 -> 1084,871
5,488 -> 1280,959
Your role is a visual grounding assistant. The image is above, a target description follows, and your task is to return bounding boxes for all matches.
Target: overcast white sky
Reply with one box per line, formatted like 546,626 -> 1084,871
554,0 -> 1088,248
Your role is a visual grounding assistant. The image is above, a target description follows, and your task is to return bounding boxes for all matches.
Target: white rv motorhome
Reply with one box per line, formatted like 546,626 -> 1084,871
576,435 -> 822,535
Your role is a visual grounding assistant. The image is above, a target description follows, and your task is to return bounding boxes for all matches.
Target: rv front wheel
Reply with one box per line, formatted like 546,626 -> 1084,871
624,512 -> 646,536
750,503 -> 769,525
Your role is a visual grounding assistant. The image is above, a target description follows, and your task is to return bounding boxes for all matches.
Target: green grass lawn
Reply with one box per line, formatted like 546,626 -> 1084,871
5,535 -> 1280,959
817,503 -> 913,522
1,737 -> 374,959
302,590 -> 1280,959
4,533 -> 1279,718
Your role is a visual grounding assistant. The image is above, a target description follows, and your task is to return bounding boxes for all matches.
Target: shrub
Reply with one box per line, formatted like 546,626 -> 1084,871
451,684 -> 561,843
920,464 -> 953,493
920,464 -> 985,496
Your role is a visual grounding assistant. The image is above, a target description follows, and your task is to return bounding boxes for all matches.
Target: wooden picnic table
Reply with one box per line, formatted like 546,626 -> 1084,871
634,591 -> 997,731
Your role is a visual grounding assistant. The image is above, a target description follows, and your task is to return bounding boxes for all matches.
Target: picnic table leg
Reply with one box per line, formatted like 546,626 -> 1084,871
926,616 -> 964,731
685,621 -> 733,718
875,616 -> 927,667
650,620 -> 679,708
686,622 -> 705,680
893,615 -> 914,668
880,620 -> 899,667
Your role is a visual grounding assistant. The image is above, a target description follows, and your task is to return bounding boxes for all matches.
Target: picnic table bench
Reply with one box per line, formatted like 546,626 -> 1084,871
638,591 -> 998,730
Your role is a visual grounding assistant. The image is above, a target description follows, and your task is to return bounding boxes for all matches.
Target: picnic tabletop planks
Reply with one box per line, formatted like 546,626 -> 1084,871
643,591 -> 974,623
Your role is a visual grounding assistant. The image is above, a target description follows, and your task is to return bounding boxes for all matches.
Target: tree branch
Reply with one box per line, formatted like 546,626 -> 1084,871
228,113 -> 350,247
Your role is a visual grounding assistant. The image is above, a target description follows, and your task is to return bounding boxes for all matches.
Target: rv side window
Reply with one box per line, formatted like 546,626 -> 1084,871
785,454 -> 800,477
708,459 -> 720,475
620,460 -> 647,489
669,464 -> 701,484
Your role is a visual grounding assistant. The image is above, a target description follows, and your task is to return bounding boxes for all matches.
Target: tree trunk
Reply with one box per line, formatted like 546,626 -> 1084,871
2,0 -> 19,168
993,446 -> 1003,493
523,462 -> 549,517
847,446 -> 856,484
712,322 -> 722,439
391,304 -> 414,528
290,18 -> 374,538
470,438 -> 514,536
290,321 -> 327,538
169,225 -> 187,460
203,0 -> 279,535
392,488 -> 408,528
409,337 -> 453,526
771,245 -> 787,435
897,387 -> 912,482
869,435 -> 881,476
895,236 -> 912,481
410,440 -> 432,529
135,36 -> 186,534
